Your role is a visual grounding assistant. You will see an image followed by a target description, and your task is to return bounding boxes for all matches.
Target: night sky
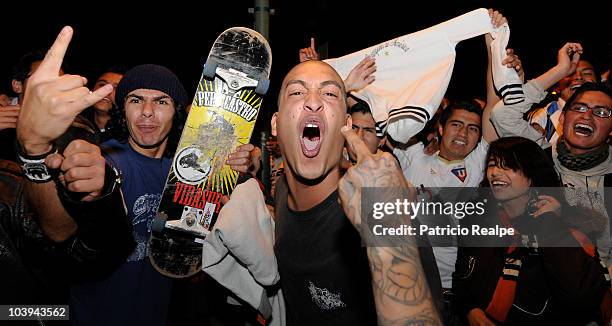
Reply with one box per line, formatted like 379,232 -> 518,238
2,0 -> 610,138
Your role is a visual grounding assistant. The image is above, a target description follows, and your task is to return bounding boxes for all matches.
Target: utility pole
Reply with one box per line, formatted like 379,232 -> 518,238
250,0 -> 273,197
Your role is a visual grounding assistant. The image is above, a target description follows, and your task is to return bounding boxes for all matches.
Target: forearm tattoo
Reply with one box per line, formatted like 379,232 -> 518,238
378,308 -> 440,326
367,246 -> 442,326
339,151 -> 441,325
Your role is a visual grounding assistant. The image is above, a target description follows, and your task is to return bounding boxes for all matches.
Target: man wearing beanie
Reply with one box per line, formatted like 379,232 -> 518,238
68,63 -> 188,326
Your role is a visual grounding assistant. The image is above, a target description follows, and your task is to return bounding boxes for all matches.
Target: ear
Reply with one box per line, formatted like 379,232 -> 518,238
345,114 -> 352,129
12,79 -> 23,94
271,112 -> 278,137
559,111 -> 565,130
438,124 -> 445,138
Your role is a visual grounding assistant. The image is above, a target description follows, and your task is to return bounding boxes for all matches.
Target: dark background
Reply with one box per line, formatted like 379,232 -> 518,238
1,0 -> 610,139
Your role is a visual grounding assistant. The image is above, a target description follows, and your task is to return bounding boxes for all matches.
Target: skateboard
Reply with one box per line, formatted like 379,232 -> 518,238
148,27 -> 272,278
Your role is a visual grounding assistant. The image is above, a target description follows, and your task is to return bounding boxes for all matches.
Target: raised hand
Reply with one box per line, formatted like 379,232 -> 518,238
344,56 -> 376,93
338,125 -> 409,227
502,48 -> 524,81
298,37 -> 319,62
556,42 -> 583,77
16,26 -> 113,155
488,8 -> 508,28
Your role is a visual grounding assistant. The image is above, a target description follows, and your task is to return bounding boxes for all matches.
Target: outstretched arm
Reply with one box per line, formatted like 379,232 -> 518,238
482,9 -> 525,144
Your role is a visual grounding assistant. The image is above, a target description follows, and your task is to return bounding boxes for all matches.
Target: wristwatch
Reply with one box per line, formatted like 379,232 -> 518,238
15,142 -> 58,183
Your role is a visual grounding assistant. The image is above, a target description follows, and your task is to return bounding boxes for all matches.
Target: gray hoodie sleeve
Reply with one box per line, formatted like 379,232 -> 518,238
490,80 -> 550,148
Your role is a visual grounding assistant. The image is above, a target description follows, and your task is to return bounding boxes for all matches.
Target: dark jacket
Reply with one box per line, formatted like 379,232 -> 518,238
0,118 -> 135,306
453,211 -> 610,325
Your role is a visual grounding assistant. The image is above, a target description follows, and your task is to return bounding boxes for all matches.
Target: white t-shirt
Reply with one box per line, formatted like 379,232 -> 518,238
393,140 -> 489,288
395,140 -> 489,189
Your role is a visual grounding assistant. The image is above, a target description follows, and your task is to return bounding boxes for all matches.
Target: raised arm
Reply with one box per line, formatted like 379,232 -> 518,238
339,126 -> 442,325
490,43 -> 584,147
15,27 -> 133,273
16,27 -> 114,241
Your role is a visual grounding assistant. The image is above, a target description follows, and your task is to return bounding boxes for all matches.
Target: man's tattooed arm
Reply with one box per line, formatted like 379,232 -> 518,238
367,246 -> 441,326
339,126 -> 442,325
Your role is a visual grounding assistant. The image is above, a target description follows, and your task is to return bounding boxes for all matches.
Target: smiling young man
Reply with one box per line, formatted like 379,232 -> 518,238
490,42 -> 612,274
392,100 -> 492,311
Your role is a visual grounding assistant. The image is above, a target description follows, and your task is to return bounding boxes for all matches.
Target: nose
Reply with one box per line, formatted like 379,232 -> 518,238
487,165 -> 501,178
304,91 -> 323,112
572,70 -> 584,82
142,100 -> 154,118
356,128 -> 365,140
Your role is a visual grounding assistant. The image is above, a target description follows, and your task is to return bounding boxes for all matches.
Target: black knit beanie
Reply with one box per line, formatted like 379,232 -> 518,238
115,64 -> 189,110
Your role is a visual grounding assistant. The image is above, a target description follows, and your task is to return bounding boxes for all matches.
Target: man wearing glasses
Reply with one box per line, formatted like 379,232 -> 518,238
490,42 -> 612,275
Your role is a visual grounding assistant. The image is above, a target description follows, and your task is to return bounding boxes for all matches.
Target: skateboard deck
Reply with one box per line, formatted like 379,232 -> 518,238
148,27 -> 271,278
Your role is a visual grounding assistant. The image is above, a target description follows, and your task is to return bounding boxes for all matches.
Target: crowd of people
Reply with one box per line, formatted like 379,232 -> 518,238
0,8 -> 611,326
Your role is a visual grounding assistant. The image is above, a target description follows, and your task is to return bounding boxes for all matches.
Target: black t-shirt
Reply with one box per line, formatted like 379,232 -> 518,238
274,177 -> 377,326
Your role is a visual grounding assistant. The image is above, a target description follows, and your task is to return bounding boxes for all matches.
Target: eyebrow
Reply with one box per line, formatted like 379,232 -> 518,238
96,79 -> 118,85
449,119 -> 481,130
352,123 -> 376,130
127,94 -> 172,102
320,80 -> 343,90
573,101 -> 611,108
285,80 -> 307,89
285,79 -> 343,90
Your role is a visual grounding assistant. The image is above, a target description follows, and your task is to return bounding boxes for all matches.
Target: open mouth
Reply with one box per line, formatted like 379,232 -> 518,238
570,83 -> 583,90
452,139 -> 467,146
299,117 -> 325,158
490,180 -> 509,190
573,123 -> 594,136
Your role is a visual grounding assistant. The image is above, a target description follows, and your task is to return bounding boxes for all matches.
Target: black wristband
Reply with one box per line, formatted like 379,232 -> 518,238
15,142 -> 59,183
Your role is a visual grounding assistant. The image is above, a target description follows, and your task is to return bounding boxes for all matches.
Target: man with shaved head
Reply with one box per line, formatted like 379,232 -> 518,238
271,60 -> 441,325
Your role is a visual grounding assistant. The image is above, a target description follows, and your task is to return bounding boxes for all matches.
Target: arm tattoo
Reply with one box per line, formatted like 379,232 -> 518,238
367,246 -> 442,326
379,308 -> 440,326
340,152 -> 442,325
368,246 -> 426,305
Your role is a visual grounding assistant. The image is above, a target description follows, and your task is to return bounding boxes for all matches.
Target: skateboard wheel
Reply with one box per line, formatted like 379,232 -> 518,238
152,215 -> 167,234
203,60 -> 218,79
254,78 -> 270,95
